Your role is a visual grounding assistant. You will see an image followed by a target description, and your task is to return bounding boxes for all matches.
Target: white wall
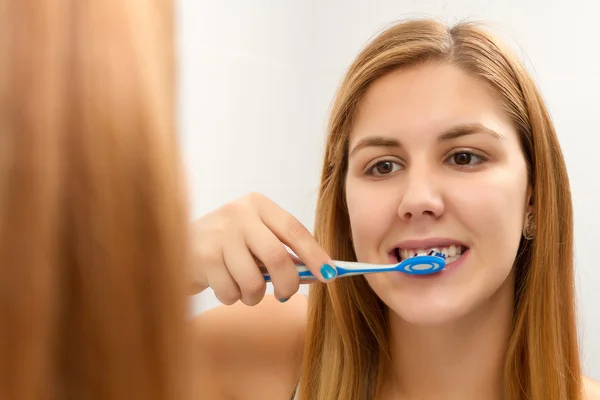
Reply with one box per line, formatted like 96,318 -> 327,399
176,0 -> 600,379
176,0 -> 319,313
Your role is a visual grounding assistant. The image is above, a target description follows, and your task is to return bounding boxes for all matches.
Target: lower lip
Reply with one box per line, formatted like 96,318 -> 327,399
392,249 -> 470,279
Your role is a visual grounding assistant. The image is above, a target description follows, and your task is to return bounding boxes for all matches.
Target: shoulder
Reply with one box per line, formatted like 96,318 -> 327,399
583,375 -> 600,400
192,294 -> 308,400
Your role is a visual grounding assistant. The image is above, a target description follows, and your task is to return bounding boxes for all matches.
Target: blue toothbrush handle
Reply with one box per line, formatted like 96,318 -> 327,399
260,264 -> 317,283
260,255 -> 446,282
260,261 -> 372,282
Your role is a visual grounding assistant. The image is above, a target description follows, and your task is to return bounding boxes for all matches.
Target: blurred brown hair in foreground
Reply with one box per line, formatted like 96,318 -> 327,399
0,0 -> 194,399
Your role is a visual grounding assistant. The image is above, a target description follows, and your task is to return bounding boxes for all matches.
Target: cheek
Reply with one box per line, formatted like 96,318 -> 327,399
345,180 -> 398,259
452,169 -> 528,258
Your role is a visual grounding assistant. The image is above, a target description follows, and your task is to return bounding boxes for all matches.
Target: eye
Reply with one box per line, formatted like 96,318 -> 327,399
446,150 -> 486,168
366,160 -> 402,176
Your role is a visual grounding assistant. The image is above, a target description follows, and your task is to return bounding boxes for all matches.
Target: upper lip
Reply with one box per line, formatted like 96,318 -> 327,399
389,238 -> 469,252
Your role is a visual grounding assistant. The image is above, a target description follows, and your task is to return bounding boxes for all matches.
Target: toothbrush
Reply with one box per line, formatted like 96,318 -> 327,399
261,251 -> 447,283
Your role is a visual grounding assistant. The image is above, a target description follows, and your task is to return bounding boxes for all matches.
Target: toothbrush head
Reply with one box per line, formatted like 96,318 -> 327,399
398,254 -> 446,275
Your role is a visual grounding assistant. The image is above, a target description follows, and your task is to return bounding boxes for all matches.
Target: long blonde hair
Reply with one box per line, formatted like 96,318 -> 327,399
301,19 -> 580,400
0,0 -> 192,398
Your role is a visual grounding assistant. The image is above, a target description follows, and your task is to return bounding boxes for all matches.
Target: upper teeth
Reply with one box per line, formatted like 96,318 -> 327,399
399,245 -> 463,261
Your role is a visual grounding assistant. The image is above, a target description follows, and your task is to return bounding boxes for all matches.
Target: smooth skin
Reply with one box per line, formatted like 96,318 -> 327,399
346,63 -> 527,399
192,64 -> 600,399
191,192 -> 337,304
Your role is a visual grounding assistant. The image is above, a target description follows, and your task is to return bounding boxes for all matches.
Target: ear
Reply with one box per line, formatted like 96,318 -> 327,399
525,184 -> 534,213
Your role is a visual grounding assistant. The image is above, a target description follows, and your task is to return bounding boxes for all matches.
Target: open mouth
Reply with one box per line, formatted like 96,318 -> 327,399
392,244 -> 468,264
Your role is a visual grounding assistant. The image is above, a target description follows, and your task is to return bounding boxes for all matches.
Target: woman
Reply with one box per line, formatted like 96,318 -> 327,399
193,18 -> 600,399
0,0 -> 194,398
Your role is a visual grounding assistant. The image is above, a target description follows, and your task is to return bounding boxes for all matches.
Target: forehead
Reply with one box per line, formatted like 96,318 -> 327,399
349,62 -> 517,147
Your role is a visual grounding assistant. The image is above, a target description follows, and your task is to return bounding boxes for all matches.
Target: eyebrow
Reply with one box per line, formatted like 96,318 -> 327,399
348,123 -> 506,158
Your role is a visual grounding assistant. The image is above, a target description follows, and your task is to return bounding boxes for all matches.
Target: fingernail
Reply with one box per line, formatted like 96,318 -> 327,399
278,297 -> 289,303
320,263 -> 337,280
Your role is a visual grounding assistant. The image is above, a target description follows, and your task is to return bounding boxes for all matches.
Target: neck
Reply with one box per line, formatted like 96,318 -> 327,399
383,275 -> 514,400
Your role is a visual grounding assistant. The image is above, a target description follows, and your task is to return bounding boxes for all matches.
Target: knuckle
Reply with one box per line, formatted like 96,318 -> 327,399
263,246 -> 289,267
245,191 -> 265,205
242,276 -> 266,297
216,288 -> 241,306
279,281 -> 300,299
286,219 -> 309,241
270,270 -> 300,299
194,242 -> 217,264
218,194 -> 262,227
193,214 -> 228,242
241,292 -> 264,306
220,199 -> 246,218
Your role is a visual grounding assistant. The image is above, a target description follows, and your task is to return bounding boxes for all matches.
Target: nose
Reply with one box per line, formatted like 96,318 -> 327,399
397,169 -> 444,221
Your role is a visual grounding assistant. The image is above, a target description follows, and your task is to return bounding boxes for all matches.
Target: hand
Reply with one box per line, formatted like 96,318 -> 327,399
190,192 -> 337,305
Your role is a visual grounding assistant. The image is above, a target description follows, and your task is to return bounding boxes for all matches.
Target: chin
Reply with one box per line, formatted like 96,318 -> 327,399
385,296 -> 474,327
372,275 -> 515,328
364,266 -> 477,327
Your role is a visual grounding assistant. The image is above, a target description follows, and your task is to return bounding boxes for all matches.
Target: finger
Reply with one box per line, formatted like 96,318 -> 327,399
254,252 -> 315,285
244,220 -> 300,301
285,252 -> 320,284
288,252 -> 302,264
222,231 -> 267,306
288,253 -> 316,284
204,249 -> 242,306
256,197 -> 337,283
253,251 -> 301,266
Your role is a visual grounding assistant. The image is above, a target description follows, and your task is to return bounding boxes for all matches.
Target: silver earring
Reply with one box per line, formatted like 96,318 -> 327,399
523,211 -> 535,240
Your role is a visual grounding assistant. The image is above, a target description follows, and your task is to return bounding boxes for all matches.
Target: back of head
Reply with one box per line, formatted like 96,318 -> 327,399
0,0 -> 192,398
302,18 -> 580,400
